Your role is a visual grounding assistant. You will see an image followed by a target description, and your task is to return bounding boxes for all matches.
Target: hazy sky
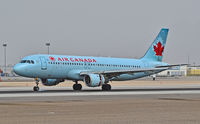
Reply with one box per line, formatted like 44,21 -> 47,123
0,0 -> 200,65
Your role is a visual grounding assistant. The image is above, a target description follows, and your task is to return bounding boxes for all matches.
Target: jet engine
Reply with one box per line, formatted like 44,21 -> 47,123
41,79 -> 64,86
84,74 -> 108,87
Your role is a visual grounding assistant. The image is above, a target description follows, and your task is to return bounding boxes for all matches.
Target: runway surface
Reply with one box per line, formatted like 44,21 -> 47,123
1,84 -> 200,124
1,85 -> 200,98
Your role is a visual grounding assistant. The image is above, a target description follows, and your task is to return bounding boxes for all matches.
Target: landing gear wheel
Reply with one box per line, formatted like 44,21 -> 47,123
77,84 -> 82,90
33,86 -> 39,91
33,79 -> 40,92
73,84 -> 82,91
102,84 -> 111,91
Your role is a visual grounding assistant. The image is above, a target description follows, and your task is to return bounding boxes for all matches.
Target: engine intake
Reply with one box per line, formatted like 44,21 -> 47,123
41,79 -> 64,86
84,74 -> 108,87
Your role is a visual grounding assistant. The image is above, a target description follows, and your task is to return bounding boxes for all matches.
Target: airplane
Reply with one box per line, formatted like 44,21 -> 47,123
13,28 -> 185,91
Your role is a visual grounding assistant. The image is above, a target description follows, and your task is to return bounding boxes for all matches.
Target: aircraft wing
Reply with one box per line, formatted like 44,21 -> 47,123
80,67 -> 168,77
80,64 -> 188,77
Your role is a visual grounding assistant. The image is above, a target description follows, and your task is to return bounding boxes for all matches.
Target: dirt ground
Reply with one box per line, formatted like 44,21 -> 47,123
1,97 -> 200,124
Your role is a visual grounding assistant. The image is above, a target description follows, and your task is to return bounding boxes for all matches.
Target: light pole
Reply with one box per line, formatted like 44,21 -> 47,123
45,43 -> 50,54
3,43 -> 7,74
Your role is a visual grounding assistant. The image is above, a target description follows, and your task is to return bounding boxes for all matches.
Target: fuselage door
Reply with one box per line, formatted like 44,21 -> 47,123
40,57 -> 47,70
84,61 -> 91,69
84,61 -> 88,69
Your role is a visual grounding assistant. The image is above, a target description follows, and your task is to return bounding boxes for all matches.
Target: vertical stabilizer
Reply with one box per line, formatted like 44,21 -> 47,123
141,28 -> 169,62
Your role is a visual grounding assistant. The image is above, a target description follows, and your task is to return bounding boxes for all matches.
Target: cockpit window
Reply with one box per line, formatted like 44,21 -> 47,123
31,60 -> 34,64
20,60 -> 35,64
20,60 -> 26,63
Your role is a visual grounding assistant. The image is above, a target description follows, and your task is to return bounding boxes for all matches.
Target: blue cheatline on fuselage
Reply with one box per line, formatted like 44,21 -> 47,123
13,28 -> 174,91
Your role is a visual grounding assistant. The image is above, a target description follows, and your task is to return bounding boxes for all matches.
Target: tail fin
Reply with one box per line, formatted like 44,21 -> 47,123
141,28 -> 169,62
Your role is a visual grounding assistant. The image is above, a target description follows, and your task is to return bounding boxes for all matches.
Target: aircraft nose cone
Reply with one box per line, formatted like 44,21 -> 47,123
13,64 -> 32,77
13,65 -> 22,75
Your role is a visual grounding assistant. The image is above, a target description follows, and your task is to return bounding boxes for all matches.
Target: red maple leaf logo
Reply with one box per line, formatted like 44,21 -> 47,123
49,56 -> 55,61
153,42 -> 164,56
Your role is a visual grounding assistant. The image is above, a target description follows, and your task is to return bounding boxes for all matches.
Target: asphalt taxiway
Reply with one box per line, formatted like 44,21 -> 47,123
1,85 -> 200,100
0,85 -> 199,96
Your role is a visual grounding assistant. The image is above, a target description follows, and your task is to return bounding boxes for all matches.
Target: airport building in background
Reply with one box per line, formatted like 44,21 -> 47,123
156,65 -> 188,77
0,65 -> 16,77
187,66 -> 200,76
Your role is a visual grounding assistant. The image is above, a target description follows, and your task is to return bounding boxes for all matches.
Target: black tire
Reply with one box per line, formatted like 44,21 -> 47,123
102,84 -> 111,91
102,84 -> 106,91
77,84 -> 82,90
33,86 -> 39,91
73,84 -> 78,90
73,84 -> 82,91
107,84 -> 111,90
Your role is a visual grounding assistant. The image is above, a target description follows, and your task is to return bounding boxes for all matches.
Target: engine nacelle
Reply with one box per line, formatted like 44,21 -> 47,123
41,79 -> 64,86
84,74 -> 108,87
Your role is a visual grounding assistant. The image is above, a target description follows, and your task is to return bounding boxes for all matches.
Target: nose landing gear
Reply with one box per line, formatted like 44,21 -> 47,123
33,86 -> 39,91
33,78 -> 40,92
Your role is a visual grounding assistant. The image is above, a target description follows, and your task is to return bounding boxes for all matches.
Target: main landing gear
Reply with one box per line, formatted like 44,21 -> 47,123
152,75 -> 156,81
73,81 -> 82,91
33,79 -> 40,92
102,84 -> 111,91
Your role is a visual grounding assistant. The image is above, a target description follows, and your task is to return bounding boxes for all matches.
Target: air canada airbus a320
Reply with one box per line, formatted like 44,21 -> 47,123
13,28 -> 185,91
